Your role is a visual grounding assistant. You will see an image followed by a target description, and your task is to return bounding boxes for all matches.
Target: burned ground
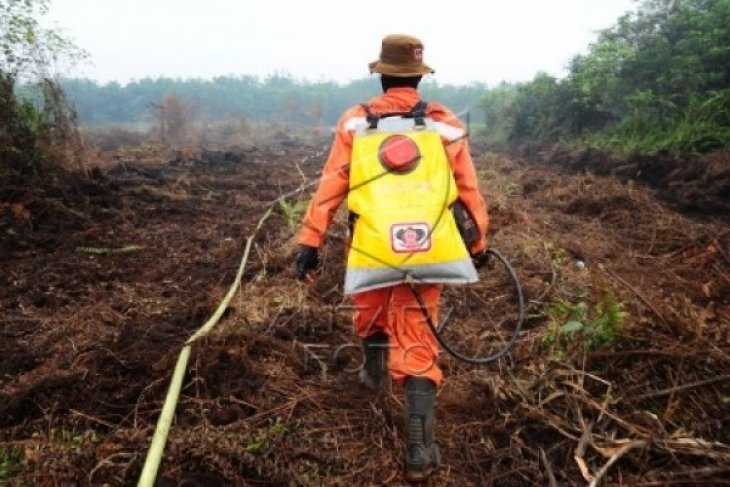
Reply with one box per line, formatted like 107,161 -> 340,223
1,141 -> 729,486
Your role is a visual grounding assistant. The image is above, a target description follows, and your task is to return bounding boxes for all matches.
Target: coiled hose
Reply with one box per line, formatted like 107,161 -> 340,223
410,248 -> 524,365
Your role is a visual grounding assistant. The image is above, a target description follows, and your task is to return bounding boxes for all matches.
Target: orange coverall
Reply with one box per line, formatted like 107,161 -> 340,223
299,87 -> 489,387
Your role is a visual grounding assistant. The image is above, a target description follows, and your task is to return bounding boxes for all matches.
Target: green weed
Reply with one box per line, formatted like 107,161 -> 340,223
244,420 -> 288,455
279,198 -> 308,231
49,427 -> 98,452
542,240 -> 567,267
0,447 -> 22,480
542,291 -> 627,353
523,239 -> 568,268
296,465 -> 322,486
478,168 -> 498,181
503,181 -> 521,196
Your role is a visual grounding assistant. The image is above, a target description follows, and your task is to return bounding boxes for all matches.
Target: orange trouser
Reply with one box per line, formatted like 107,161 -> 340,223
351,284 -> 442,387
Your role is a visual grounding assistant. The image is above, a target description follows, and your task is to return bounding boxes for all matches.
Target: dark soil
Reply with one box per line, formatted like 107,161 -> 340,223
1,140 -> 728,486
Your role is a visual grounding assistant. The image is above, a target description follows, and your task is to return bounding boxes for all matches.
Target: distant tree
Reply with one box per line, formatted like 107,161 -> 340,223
480,0 -> 730,153
478,82 -> 517,140
1,0 -> 87,177
1,0 -> 87,79
162,94 -> 193,144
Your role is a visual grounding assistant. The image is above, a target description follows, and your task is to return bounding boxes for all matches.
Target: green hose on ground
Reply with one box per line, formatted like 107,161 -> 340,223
137,207 -> 272,487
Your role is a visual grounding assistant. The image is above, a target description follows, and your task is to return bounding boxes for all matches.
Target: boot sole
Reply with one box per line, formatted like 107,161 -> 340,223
405,465 -> 436,482
405,444 -> 441,482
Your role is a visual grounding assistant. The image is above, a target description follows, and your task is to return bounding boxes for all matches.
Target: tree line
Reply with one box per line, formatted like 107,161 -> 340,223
53,76 -> 487,128
480,0 -> 730,154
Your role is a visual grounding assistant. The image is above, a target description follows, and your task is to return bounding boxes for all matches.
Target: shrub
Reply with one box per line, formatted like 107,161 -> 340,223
542,291 -> 627,354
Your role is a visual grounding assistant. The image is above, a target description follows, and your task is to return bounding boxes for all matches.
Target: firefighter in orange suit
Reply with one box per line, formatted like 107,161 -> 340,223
296,34 -> 489,481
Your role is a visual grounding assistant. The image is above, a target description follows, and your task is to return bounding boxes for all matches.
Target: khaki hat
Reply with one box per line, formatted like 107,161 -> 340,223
369,34 -> 435,77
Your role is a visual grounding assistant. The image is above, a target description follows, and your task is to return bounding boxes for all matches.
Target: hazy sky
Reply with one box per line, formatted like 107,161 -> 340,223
45,0 -> 637,86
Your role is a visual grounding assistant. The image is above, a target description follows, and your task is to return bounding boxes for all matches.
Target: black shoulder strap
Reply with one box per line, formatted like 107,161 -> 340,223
361,100 -> 429,129
360,103 -> 379,130
410,100 -> 428,127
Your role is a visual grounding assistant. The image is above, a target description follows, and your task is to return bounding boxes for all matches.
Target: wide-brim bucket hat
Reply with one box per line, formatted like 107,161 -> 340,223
369,34 -> 435,77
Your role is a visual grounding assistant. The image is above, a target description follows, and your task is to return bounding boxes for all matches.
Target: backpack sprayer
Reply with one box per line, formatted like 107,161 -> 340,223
343,101 -> 524,365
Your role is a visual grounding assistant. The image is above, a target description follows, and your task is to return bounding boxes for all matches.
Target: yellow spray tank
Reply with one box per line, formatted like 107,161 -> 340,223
345,111 -> 478,294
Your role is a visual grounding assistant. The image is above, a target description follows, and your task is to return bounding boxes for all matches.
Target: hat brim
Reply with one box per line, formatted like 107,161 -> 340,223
369,60 -> 435,77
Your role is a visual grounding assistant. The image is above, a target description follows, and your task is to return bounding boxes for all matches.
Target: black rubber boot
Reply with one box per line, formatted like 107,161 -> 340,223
404,377 -> 441,482
358,332 -> 388,392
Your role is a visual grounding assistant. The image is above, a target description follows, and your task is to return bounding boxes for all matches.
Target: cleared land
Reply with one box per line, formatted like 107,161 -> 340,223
1,140 -> 729,485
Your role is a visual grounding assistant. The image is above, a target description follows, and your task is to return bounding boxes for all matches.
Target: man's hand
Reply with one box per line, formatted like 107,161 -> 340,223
296,245 -> 319,281
471,248 -> 491,270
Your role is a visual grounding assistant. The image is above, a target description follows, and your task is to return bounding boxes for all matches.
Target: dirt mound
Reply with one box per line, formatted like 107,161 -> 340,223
511,143 -> 730,218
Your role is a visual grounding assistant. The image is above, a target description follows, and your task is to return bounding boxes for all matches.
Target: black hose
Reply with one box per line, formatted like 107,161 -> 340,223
410,248 -> 524,365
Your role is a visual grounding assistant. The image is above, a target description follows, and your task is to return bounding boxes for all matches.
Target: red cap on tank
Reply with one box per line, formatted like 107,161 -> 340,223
379,135 -> 420,173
